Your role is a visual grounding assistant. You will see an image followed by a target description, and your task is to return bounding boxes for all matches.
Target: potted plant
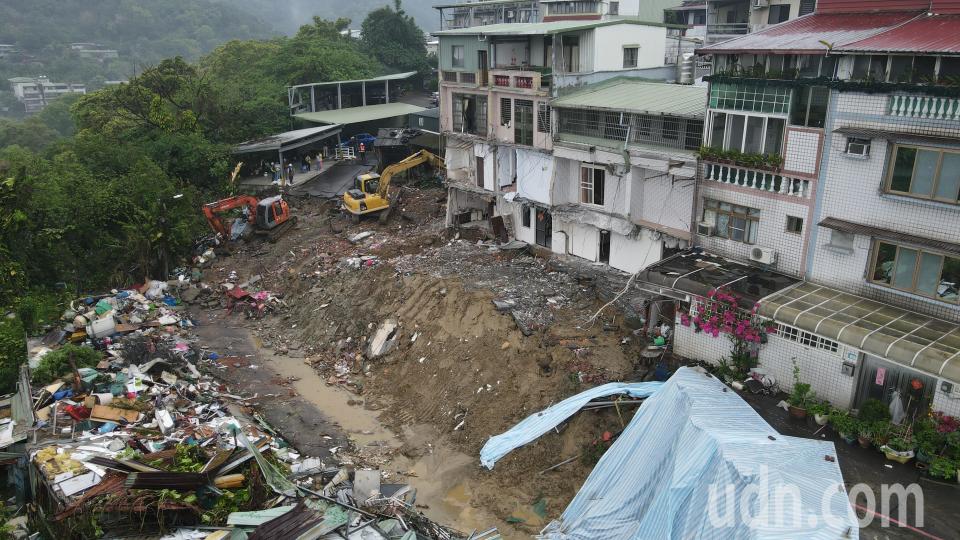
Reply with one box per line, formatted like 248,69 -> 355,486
872,421 -> 893,449
810,401 -> 831,426
858,423 -> 874,449
830,412 -> 859,445
882,436 -> 916,464
928,456 -> 958,483
787,361 -> 814,420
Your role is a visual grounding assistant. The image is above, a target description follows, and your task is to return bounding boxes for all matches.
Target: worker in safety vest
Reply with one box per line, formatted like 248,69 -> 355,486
358,142 -> 366,164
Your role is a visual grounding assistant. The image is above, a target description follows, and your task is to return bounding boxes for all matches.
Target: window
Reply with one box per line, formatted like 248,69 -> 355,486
851,55 -> 887,81
709,112 -> 784,155
452,45 -> 465,68
521,205 -> 531,228
767,4 -> 790,24
662,118 -> 680,141
514,99 -> 534,146
599,230 -> 611,263
775,323 -> 840,353
537,102 -> 551,133
789,86 -> 828,128
547,1 -> 600,15
452,93 -> 487,136
500,97 -> 512,126
845,137 -> 871,157
609,1 -> 619,15
827,230 -> 854,251
476,156 -> 485,188
709,83 -> 791,114
871,241 -> 960,304
886,145 -> 960,204
580,165 -> 605,206
940,57 -> 960,81
786,216 -> 803,234
561,35 -> 580,73
701,199 -> 760,244
623,47 -> 638,69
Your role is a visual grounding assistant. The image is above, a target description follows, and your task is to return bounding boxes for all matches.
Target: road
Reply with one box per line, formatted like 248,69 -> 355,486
290,160 -> 376,198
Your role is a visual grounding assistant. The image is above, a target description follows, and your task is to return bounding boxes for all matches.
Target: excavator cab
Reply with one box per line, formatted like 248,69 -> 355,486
255,196 -> 289,230
342,150 -> 444,220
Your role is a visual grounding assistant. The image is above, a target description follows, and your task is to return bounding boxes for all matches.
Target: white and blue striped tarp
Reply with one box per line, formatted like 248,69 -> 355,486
539,367 -> 858,540
479,381 -> 665,469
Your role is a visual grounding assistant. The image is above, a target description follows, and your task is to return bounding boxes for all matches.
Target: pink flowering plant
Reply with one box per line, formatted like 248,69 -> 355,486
684,287 -> 771,376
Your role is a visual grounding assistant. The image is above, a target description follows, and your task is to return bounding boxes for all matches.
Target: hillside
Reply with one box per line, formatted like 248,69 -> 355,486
225,0 -> 441,34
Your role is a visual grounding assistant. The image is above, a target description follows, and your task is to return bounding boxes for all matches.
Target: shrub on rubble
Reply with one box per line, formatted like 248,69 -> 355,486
31,344 -> 101,385
0,316 -> 26,394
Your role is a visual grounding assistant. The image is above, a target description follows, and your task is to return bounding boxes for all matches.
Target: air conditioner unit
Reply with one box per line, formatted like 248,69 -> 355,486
696,222 -> 714,236
752,0 -> 769,7
750,246 -> 777,265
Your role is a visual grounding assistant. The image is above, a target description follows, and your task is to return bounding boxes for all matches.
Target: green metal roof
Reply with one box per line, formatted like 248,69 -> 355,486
295,103 -> 427,125
434,18 -> 670,36
551,78 -> 707,118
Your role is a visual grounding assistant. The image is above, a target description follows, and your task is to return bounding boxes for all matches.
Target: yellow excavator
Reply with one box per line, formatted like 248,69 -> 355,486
342,150 -> 444,223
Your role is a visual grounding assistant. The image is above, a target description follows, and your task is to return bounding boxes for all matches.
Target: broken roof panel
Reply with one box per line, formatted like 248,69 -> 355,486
636,249 -> 799,305
551,78 -> 706,118
232,125 -> 343,154
698,11 -> 919,54
539,367 -> 857,539
758,282 -> 960,385
295,103 -> 426,126
838,14 -> 960,53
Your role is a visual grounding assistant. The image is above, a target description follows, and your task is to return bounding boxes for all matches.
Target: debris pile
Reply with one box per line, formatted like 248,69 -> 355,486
16,286 -> 471,540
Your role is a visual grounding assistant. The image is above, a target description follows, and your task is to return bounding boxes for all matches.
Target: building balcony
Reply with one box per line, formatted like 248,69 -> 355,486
703,162 -> 811,199
888,94 -> 960,121
489,67 -> 551,92
440,70 -> 485,87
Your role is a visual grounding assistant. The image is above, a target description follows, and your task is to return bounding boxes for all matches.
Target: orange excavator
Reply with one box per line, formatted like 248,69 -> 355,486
202,194 -> 297,243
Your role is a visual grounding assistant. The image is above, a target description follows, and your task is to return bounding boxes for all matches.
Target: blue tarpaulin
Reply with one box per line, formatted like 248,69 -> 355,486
479,381 -> 664,469
539,367 -> 858,539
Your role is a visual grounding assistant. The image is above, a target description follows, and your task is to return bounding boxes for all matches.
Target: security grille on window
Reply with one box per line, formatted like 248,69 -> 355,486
452,46 -> 464,68
580,166 -> 605,206
886,145 -> 960,204
871,241 -> 960,304
623,47 -> 638,69
775,323 -> 840,353
537,103 -> 551,133
701,199 -> 759,244
845,137 -> 871,157
555,109 -> 703,151
500,98 -> 512,126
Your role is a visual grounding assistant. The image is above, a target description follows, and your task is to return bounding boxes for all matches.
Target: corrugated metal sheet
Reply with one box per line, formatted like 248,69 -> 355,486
817,0 -> 960,14
699,11 -> 918,53
434,19 -> 666,36
551,78 -> 707,118
295,103 -> 426,126
759,283 -> 960,385
539,367 -> 858,539
839,14 -> 960,53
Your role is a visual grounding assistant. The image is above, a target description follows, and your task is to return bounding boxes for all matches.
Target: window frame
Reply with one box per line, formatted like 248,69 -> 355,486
579,164 -> 606,207
789,85 -> 829,128
884,144 -> 960,205
521,204 -> 531,228
451,45 -> 465,69
869,240 -> 960,304
701,198 -> 760,244
622,46 -> 639,69
500,97 -> 512,126
767,4 -> 791,25
537,102 -> 551,133
708,111 -> 785,155
785,216 -> 803,234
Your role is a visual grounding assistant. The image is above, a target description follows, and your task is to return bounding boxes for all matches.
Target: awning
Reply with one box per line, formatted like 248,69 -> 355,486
636,249 -> 799,305
295,103 -> 426,125
819,217 -> 960,257
759,282 -> 960,384
833,126 -> 960,147
232,125 -> 342,154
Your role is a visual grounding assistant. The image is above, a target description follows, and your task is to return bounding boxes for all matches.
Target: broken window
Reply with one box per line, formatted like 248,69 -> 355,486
871,241 -> 960,304
702,199 -> 759,244
580,165 -> 605,206
535,208 -> 552,248
887,145 -> 960,204
452,93 -> 487,136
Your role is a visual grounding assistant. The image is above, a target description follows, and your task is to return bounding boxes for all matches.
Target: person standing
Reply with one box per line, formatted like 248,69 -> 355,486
317,152 -> 323,171
305,154 -> 312,173
286,162 -> 295,185
358,142 -> 366,164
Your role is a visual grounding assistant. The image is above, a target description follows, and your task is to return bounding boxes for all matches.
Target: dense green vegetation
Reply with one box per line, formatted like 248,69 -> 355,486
0,5 -> 431,391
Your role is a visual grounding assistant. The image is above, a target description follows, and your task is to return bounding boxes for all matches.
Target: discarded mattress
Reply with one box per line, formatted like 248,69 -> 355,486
538,367 -> 858,540
479,381 -> 664,469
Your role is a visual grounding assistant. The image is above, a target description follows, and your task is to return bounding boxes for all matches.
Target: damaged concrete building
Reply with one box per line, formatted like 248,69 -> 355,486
437,18 -> 690,259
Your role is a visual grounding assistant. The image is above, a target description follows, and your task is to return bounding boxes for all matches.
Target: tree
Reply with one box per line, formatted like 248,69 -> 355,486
360,1 -> 430,76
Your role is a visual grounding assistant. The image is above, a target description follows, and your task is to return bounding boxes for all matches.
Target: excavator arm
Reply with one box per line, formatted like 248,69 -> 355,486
376,150 -> 445,201
202,195 -> 260,237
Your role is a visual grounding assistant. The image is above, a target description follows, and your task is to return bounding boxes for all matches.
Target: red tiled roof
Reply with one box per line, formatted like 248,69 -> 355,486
817,0 -> 960,14
839,14 -> 960,53
699,11 -> 920,54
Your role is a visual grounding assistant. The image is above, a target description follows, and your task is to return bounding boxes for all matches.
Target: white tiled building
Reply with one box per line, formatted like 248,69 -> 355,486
684,0 -> 960,416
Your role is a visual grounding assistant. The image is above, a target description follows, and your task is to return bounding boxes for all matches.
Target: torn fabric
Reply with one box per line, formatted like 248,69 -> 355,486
479,381 -> 663,469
